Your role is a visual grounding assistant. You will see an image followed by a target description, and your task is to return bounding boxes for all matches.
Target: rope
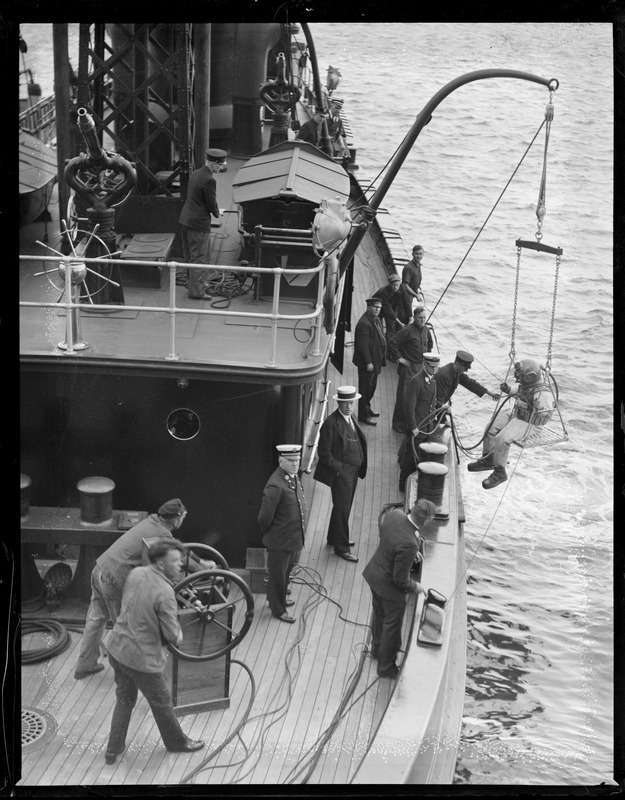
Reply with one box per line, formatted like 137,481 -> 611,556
21,619 -> 72,664
545,252 -> 561,372
427,117 -> 547,323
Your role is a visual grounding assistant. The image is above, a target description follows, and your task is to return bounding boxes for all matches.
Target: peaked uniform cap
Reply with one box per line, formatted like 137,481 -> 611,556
423,352 -> 440,364
276,444 -> 302,456
455,350 -> 474,368
158,498 -> 186,519
206,148 -> 227,162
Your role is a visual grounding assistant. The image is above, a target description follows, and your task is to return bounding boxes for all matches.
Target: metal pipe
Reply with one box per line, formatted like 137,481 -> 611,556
339,69 -> 559,274
193,24 -> 212,168
299,22 -> 332,156
52,24 -> 72,234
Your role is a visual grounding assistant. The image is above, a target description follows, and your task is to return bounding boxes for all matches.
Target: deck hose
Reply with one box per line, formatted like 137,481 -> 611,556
21,619 -> 72,664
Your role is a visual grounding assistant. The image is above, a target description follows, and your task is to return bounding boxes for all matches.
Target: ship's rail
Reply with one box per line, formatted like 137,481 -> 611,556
19,253 -> 329,367
19,95 -> 57,145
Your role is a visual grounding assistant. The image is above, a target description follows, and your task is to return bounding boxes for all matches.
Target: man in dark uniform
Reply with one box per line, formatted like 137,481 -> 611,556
399,352 -> 444,493
373,274 -> 404,356
297,110 -> 325,147
398,245 -> 424,324
363,498 -> 436,678
258,445 -> 308,623
388,306 -> 433,432
327,97 -> 349,158
104,538 -> 204,764
178,148 -> 226,299
74,498 -> 215,680
352,296 -> 387,425
314,386 -> 368,562
435,350 -> 500,408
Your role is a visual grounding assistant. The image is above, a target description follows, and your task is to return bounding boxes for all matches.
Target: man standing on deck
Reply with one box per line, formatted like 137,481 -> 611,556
373,274 -> 404,357
327,97 -> 350,159
399,353 -> 444,493
314,386 -> 368,563
352,296 -> 387,425
388,306 -> 433,433
435,350 -> 500,408
178,148 -> 226,300
74,498 -> 215,680
398,245 -> 424,324
363,498 -> 436,679
258,445 -> 308,624
104,538 -> 204,763
297,110 -> 326,147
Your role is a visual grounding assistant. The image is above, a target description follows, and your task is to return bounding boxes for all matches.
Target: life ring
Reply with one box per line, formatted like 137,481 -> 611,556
322,257 -> 339,334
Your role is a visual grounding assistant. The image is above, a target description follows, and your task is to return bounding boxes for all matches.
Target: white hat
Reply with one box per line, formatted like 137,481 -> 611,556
276,444 -> 302,456
332,385 -> 361,401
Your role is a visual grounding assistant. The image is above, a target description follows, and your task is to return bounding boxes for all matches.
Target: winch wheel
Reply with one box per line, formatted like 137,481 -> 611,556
179,542 -> 229,575
170,568 -> 254,662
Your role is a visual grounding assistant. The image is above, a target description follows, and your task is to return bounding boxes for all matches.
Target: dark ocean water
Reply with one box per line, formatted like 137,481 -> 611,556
19,21 -> 615,788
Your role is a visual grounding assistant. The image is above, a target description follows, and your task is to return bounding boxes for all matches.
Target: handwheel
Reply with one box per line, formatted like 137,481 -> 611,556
171,568 -> 254,662
179,542 -> 229,577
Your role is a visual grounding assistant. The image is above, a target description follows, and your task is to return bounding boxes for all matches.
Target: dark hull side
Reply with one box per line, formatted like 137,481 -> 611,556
21,365 -> 318,567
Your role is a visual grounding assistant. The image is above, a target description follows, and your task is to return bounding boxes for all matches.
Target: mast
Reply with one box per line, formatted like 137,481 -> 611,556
338,69 -> 559,274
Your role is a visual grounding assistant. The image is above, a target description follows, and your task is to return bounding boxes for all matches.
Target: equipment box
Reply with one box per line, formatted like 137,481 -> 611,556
246,548 -> 268,594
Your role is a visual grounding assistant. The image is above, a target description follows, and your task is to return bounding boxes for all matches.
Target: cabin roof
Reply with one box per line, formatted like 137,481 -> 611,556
19,130 -> 57,194
232,140 -> 350,206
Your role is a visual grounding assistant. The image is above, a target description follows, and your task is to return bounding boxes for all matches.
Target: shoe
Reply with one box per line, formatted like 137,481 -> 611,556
335,552 -> 358,562
377,664 -> 399,679
369,410 -> 380,417
327,540 -> 355,547
274,612 -> 296,623
358,417 -> 377,426
166,738 -> 205,753
104,744 -> 126,765
467,456 -> 494,472
284,599 -> 295,607
482,467 -> 508,490
74,664 -> 105,680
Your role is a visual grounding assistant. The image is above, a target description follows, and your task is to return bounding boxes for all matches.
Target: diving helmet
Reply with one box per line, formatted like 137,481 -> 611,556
514,358 -> 542,386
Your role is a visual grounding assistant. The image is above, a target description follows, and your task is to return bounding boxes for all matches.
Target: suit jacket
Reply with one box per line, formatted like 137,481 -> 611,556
179,165 -> 219,231
373,284 -> 403,324
362,509 -> 420,601
404,370 -> 437,432
258,467 -> 307,552
435,362 -> 488,406
313,409 -> 368,487
352,312 -> 386,371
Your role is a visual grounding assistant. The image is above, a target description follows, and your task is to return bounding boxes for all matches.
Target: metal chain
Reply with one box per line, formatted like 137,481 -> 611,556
509,245 -> 522,364
545,252 -> 561,372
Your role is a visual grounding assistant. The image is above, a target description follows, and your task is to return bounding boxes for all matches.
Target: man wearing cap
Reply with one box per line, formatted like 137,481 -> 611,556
388,306 -> 434,432
327,98 -> 349,159
435,350 -> 500,408
258,446 -> 308,623
314,387 -> 368,562
352,296 -> 387,425
363,499 -> 435,679
373,274 -> 405,356
178,148 -> 226,299
399,353 -> 444,493
297,110 -> 326,148
74,499 -> 215,679
398,245 -> 424,324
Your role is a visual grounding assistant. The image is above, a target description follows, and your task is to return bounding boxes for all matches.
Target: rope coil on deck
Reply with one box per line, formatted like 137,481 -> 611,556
21,619 -> 72,664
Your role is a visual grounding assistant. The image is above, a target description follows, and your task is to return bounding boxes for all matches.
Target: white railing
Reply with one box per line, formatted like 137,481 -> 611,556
20,254 -> 329,367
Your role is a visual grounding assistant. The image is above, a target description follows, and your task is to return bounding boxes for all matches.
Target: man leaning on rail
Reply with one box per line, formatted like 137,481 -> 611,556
467,358 -> 554,489
74,498 -> 215,680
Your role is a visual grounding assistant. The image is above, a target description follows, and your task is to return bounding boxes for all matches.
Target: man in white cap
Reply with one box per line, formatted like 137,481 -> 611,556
74,499 -> 215,679
435,350 -> 500,408
178,148 -> 226,299
258,445 -> 308,622
314,387 -> 368,562
373,273 -> 404,356
352,296 -> 386,425
399,353 -> 445,493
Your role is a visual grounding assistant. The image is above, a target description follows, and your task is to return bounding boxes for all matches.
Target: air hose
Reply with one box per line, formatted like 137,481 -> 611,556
21,619 -> 72,664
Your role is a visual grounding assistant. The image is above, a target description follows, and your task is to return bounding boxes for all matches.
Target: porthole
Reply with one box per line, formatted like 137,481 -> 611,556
167,408 -> 200,440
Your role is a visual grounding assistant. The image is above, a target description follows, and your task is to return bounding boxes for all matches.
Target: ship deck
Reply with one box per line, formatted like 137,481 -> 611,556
20,227 -> 464,788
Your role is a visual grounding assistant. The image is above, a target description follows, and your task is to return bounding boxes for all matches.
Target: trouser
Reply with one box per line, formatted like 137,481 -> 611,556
357,369 -> 379,419
326,463 -> 360,554
369,588 -> 407,673
107,654 -> 188,752
392,362 -> 422,432
75,565 -> 122,671
182,226 -> 211,298
266,549 -> 301,617
399,432 -> 428,489
484,412 -> 532,467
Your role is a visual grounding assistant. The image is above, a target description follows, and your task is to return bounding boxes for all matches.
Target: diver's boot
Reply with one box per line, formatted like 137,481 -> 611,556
482,466 -> 507,490
467,455 -> 494,472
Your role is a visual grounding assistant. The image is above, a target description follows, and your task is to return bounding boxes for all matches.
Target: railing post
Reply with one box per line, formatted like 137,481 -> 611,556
265,267 -> 282,368
165,262 -> 180,361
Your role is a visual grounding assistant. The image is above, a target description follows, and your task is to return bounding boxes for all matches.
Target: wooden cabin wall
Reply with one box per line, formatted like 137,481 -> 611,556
20,369 -> 316,566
